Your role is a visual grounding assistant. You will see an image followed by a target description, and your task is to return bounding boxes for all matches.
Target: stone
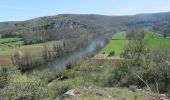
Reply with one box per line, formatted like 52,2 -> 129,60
63,90 -> 75,97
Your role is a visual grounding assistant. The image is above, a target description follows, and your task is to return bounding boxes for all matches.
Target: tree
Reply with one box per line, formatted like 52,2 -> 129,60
152,48 -> 170,92
126,29 -> 144,40
113,37 -> 153,87
163,33 -> 167,38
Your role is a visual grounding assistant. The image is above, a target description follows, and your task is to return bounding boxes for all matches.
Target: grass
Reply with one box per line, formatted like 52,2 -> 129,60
0,37 -> 62,66
102,40 -> 128,57
0,38 -> 21,43
100,30 -> 170,59
144,30 -> 170,49
101,31 -> 128,58
0,41 -> 62,56
0,38 -> 23,50
59,86 -> 155,100
112,31 -> 126,39
46,60 -> 155,99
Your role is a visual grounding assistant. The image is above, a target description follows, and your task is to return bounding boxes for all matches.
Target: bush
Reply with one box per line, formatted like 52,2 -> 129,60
50,77 -> 85,97
108,51 -> 115,56
107,38 -> 170,93
0,67 -> 53,100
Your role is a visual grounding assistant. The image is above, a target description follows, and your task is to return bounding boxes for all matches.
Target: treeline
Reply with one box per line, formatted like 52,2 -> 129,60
153,22 -> 170,37
22,28 -> 49,45
12,30 -> 92,71
0,29 -> 22,38
126,28 -> 144,39
22,27 -> 93,45
0,24 -> 93,45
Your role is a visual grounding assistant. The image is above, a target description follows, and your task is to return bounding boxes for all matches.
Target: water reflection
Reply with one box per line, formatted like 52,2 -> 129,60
38,39 -> 105,71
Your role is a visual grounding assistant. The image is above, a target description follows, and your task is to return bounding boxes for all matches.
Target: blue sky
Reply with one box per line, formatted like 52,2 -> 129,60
0,0 -> 170,22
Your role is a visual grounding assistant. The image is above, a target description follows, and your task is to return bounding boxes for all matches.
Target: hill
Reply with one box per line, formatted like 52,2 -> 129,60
1,12 -> 170,40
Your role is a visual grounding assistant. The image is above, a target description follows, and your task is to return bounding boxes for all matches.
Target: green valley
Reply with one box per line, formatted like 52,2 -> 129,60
100,29 -> 170,59
0,11 -> 170,100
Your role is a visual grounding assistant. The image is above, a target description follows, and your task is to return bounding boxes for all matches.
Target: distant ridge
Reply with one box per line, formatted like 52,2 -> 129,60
0,11 -> 170,36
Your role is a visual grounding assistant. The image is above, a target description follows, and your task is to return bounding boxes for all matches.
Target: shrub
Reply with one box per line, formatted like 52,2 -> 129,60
108,51 -> 115,56
50,77 -> 85,97
1,67 -> 53,100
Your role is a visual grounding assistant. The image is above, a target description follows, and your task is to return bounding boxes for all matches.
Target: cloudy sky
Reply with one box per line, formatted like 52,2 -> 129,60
0,0 -> 170,21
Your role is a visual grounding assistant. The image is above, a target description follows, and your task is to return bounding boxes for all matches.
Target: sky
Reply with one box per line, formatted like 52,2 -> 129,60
0,0 -> 170,22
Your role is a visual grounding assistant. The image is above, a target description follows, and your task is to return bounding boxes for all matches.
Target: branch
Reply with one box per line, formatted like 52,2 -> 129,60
130,70 -> 160,100
130,70 -> 151,92
156,82 -> 159,95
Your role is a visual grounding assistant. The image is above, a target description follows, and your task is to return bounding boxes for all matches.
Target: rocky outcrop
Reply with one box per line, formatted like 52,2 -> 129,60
53,21 -> 80,29
43,20 -> 93,31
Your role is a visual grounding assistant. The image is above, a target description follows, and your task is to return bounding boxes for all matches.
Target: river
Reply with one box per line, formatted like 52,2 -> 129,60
37,38 -> 106,71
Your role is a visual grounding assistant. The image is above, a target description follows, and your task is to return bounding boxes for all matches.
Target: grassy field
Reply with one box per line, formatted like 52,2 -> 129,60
0,40 -> 62,56
144,30 -> 170,49
0,38 -> 23,50
112,31 -> 126,39
101,32 -> 128,58
98,30 -> 170,59
0,38 -> 21,43
0,39 -> 62,65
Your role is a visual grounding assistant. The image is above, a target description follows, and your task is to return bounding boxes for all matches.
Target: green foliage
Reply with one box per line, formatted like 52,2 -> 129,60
153,22 -> 170,37
144,30 -> 170,49
102,32 -> 128,57
74,61 -> 114,86
102,40 -> 128,57
62,28 -> 91,52
152,48 -> 170,92
3,75 -> 52,100
0,66 -> 53,100
0,67 -> 9,88
49,77 -> 85,97
112,31 -> 126,39
0,30 -> 22,38
0,38 -> 23,50
106,36 -> 170,93
0,38 -> 21,44
31,67 -> 66,83
102,30 -> 170,58
112,38 -> 153,87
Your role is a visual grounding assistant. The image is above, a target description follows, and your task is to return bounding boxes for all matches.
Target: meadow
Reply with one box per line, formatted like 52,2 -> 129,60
0,40 -> 62,56
0,39 -> 62,65
99,30 -> 170,59
144,30 -> 170,49
0,38 -> 23,50
101,32 -> 128,58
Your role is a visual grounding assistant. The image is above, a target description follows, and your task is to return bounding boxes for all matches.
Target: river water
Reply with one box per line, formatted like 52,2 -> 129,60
38,39 -> 106,71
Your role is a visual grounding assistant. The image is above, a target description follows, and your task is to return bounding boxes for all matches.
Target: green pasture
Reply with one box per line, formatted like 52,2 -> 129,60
102,30 -> 170,58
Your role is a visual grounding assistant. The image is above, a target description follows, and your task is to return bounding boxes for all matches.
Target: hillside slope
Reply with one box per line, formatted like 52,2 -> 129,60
1,12 -> 170,38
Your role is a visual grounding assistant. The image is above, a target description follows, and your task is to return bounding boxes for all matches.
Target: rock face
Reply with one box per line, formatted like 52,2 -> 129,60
63,90 -> 75,98
44,20 -> 91,31
53,21 -> 81,29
